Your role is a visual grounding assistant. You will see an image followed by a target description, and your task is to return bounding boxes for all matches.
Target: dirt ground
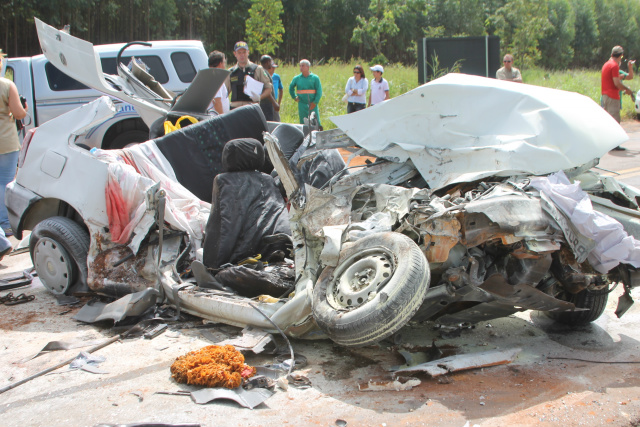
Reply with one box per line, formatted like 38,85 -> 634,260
1,265 -> 640,427
2,123 -> 640,427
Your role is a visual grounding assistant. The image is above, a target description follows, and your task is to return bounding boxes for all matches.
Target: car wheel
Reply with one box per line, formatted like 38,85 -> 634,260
547,287 -> 608,326
107,130 -> 149,149
312,232 -> 430,347
30,217 -> 90,295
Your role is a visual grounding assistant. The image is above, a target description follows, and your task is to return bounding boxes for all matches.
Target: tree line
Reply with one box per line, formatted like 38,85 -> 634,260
2,0 -> 639,69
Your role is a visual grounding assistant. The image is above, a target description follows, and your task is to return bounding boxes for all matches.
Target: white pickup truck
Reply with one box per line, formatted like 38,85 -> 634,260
2,39 -> 208,149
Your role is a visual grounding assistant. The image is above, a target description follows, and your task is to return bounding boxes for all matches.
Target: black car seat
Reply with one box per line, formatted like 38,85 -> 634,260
202,138 -> 290,270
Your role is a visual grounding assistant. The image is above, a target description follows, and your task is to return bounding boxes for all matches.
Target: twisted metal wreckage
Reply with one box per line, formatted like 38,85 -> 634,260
9,20 -> 640,347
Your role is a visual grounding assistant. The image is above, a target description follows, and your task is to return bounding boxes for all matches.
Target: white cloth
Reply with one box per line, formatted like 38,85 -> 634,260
370,78 -> 389,106
529,171 -> 640,273
345,76 -> 368,104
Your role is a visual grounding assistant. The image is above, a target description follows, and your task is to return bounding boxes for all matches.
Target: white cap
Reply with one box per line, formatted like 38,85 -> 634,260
370,64 -> 384,73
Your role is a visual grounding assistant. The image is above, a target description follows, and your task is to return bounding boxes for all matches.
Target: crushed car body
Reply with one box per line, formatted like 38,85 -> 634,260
7,22 -> 640,347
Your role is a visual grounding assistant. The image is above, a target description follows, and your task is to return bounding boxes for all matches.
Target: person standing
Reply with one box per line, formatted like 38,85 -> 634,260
602,46 -> 634,150
368,64 -> 390,107
208,50 -> 230,115
289,59 -> 323,128
228,41 -> 273,119
261,55 -> 283,122
345,65 -> 368,113
0,49 -> 27,257
496,54 -> 523,83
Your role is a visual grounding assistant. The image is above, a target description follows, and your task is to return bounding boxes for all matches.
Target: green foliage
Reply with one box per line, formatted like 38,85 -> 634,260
426,0 -> 486,37
246,0 -> 285,55
9,0 -> 640,70
370,53 -> 389,65
427,53 -> 463,80
538,0 -> 575,69
489,0 -> 551,69
351,0 -> 402,56
571,0 -> 599,67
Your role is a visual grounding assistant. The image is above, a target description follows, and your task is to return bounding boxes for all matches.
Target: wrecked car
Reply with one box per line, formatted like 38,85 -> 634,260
7,21 -> 640,348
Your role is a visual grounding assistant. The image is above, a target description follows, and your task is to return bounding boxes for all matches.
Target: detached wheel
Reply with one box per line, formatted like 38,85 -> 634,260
30,217 -> 90,295
312,232 -> 430,347
547,287 -> 609,326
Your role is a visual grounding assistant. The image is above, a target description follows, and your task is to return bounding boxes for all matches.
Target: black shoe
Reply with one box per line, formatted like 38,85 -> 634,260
611,146 -> 626,151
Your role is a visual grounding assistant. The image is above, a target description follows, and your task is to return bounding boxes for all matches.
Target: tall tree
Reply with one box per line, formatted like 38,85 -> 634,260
489,0 -> 550,69
571,0 -> 599,67
246,0 -> 285,55
538,0 -> 575,69
351,0 -> 404,61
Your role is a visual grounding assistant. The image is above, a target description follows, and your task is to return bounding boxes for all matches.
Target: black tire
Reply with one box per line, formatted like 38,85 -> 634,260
547,287 -> 609,326
312,232 -> 430,347
107,130 -> 149,149
29,217 -> 90,295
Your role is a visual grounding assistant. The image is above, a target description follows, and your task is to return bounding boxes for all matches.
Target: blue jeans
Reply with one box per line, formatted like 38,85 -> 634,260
0,150 -> 19,230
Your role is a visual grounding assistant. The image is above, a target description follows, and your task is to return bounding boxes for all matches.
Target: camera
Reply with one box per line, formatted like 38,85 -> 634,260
19,95 -> 26,108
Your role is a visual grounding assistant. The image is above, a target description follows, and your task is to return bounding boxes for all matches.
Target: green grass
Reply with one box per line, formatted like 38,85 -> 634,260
275,61 -> 418,130
274,62 -> 637,129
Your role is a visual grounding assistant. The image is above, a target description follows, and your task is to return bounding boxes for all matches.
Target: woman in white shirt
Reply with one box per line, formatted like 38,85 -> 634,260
344,65 -> 368,113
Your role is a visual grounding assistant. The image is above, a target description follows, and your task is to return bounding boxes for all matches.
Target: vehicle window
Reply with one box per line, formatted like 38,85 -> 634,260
5,66 -> 14,82
171,52 -> 197,83
101,57 -> 117,75
101,55 -> 169,83
45,62 -> 89,91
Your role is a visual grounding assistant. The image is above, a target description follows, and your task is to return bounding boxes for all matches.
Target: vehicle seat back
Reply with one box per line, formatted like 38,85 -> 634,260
151,104 -> 268,201
202,138 -> 290,269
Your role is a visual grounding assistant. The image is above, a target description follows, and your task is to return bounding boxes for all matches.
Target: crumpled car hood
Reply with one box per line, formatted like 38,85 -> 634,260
331,73 -> 628,191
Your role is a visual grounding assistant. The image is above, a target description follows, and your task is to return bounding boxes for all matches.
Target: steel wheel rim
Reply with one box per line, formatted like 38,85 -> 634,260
34,237 -> 73,295
327,247 -> 394,311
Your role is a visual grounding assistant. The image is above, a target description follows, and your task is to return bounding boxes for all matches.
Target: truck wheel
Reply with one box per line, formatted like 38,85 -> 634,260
30,217 -> 89,295
312,232 -> 430,347
547,287 -> 609,326
108,130 -> 149,149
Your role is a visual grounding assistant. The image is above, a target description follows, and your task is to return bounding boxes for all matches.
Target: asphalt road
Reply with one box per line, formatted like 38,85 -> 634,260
2,123 -> 640,427
599,120 -> 640,188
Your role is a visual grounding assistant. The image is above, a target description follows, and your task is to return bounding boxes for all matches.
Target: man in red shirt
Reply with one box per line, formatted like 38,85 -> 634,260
602,46 -> 633,124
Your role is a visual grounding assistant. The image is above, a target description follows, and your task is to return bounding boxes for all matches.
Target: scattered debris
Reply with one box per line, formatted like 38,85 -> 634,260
0,270 -> 33,291
28,338 -> 105,360
73,288 -> 159,323
391,341 -> 444,370
55,294 -> 80,306
287,372 -> 312,389
69,351 -> 107,374
190,386 -> 273,409
144,323 -> 168,339
0,292 -> 35,305
130,391 -> 144,402
394,348 -> 521,377
358,376 -> 421,392
547,356 -> 640,364
170,345 -> 256,388
217,326 -> 275,354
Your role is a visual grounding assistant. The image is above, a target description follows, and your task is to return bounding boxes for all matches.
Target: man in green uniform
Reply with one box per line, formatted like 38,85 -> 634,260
289,59 -> 322,128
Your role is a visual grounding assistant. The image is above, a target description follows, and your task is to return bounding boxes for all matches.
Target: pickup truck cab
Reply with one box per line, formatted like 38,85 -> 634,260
2,40 -> 208,149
